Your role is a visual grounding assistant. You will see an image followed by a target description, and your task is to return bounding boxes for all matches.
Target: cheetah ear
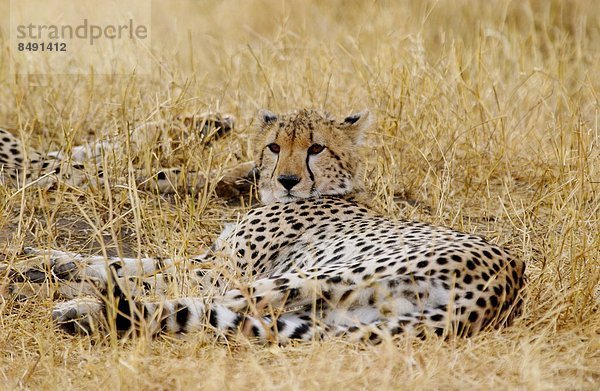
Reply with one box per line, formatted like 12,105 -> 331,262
340,110 -> 372,145
258,109 -> 278,128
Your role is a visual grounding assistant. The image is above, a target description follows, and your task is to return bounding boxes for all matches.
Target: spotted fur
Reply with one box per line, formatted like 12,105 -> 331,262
0,114 -> 243,195
4,109 -> 526,344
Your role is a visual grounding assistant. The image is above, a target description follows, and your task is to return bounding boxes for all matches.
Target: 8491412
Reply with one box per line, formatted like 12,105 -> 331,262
17,42 -> 66,52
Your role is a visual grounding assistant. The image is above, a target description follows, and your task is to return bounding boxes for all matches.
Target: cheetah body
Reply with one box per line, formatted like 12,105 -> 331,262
0,113 -> 236,192
5,109 -> 526,343
205,195 -> 524,337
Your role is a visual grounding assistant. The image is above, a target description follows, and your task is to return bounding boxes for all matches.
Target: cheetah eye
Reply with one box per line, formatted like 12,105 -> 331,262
307,144 -> 325,155
267,143 -> 280,154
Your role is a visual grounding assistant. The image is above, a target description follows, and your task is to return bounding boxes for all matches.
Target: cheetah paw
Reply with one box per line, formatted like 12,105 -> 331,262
52,297 -> 104,335
21,247 -> 83,280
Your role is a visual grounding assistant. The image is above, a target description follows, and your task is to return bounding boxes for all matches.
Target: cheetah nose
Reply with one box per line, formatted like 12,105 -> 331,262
278,175 -> 301,191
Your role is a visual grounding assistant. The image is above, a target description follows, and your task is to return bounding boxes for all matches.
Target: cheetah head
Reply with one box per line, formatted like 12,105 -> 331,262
254,109 -> 372,204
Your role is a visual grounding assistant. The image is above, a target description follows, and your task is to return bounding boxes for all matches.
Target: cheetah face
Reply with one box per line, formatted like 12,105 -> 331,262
254,109 -> 372,204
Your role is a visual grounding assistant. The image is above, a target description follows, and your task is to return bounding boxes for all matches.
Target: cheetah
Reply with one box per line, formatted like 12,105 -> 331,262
0,113 -> 254,197
4,109 -> 526,343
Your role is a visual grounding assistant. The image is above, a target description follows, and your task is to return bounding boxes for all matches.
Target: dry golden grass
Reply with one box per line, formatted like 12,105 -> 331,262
0,0 -> 599,389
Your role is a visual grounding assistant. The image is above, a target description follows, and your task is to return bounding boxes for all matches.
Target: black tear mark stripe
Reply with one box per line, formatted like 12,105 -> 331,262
271,153 -> 279,179
258,149 -> 265,168
306,128 -> 316,184
305,153 -> 315,182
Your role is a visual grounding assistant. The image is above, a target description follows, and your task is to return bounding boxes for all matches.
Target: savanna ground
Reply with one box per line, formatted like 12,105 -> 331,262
0,0 -> 599,389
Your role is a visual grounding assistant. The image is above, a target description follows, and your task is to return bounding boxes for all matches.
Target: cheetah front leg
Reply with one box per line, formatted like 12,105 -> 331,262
137,161 -> 258,198
1,113 -> 256,197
